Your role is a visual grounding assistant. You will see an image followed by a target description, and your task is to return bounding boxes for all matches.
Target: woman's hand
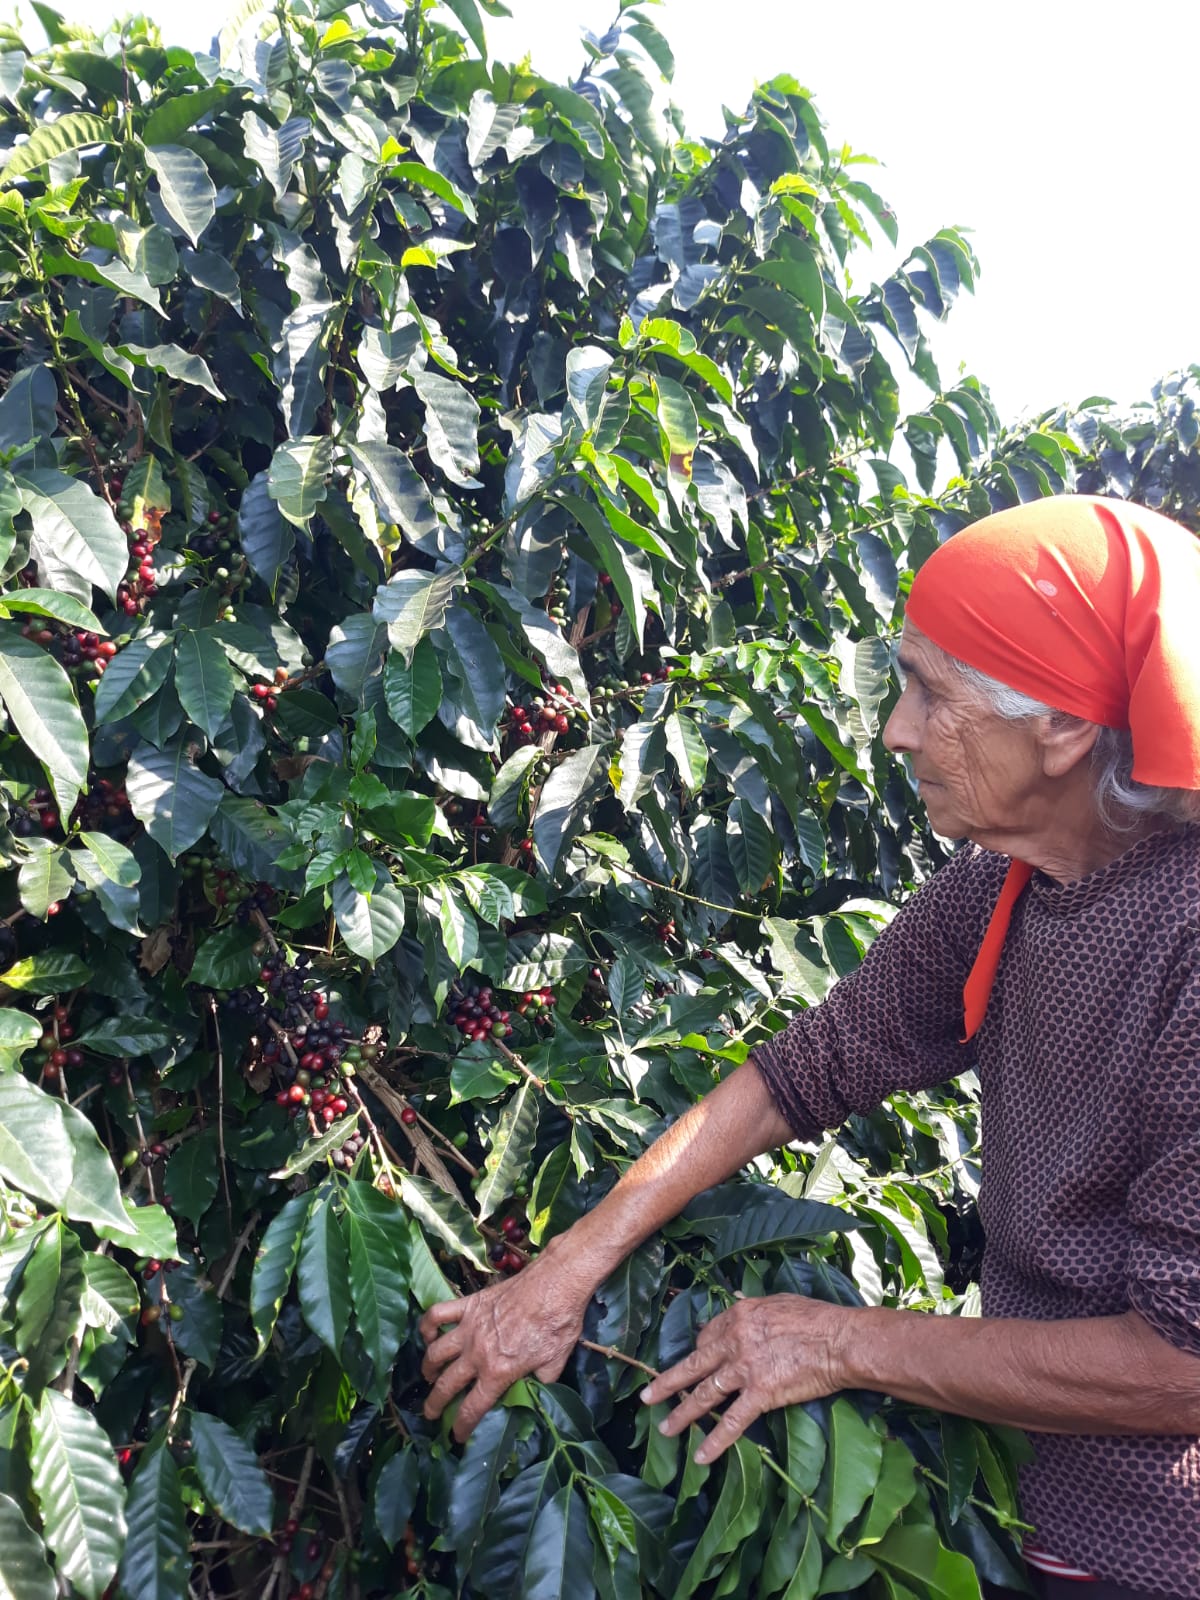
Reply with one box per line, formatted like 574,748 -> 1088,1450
640,1295 -> 857,1465
419,1251 -> 594,1442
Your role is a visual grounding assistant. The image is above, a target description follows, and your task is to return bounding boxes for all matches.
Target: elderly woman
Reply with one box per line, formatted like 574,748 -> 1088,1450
421,496 -> 1200,1600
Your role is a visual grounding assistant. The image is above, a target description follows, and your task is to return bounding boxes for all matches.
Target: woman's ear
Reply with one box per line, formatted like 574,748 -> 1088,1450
1038,713 -> 1101,779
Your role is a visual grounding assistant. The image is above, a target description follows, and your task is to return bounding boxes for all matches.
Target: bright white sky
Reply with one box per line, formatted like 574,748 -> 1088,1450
24,0 -> 1200,422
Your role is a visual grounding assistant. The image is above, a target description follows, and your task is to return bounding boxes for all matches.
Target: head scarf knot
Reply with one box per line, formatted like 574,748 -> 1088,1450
905,494 -> 1200,1039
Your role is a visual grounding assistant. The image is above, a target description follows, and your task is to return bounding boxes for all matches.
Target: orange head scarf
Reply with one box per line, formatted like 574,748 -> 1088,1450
905,495 -> 1200,1038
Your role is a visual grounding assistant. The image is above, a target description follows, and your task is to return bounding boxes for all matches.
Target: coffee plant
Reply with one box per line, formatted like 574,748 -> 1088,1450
935,367 -> 1200,536
0,2 -> 1048,1596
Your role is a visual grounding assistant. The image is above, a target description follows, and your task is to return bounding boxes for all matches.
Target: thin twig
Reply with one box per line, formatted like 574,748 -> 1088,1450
165,1212 -> 259,1439
332,1477 -> 360,1600
579,1339 -> 659,1379
207,996 -> 234,1226
492,1037 -> 547,1091
123,1061 -> 157,1203
261,1447 -> 316,1600
596,854 -> 760,922
355,1062 -> 464,1194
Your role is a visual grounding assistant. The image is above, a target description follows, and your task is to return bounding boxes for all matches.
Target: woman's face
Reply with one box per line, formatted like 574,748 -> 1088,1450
883,625 -> 1049,845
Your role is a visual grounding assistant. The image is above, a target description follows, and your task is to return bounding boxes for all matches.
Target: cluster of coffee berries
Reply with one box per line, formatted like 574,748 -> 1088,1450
545,570 -> 571,626
282,1527 -> 332,1597
10,786 -> 61,839
191,859 -> 276,922
590,665 -> 668,708
223,943 -> 306,1026
448,982 -> 513,1042
116,507 -> 163,617
577,964 -> 614,1025
654,917 -> 677,944
332,1129 -> 368,1169
19,620 -> 117,677
596,571 -> 622,618
138,1256 -> 187,1331
187,508 -> 238,561
268,1025 -> 353,1126
488,1213 -> 528,1273
255,947 -> 312,1010
35,1006 -> 81,1085
506,684 -> 585,744
250,666 -> 292,715
74,777 -> 137,843
516,986 -> 556,1020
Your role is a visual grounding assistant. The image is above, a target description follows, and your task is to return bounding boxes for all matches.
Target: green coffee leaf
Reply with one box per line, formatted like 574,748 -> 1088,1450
1,111 -> 112,184
250,1191 -> 314,1354
239,471 -> 294,599
0,624 -> 89,818
674,1437 -> 762,1598
145,143 -> 216,245
331,872 -> 406,962
398,1171 -> 488,1271
17,842 -> 72,920
826,1397 -> 884,1546
0,587 -> 104,631
190,1412 -> 274,1537
15,1218 -> 85,1389
189,924 -> 260,988
17,469 -> 127,601
342,1181 -> 411,1384
0,1489 -> 56,1600
375,1447 -> 420,1551
126,739 -> 224,859
93,632 -> 175,723
522,1484 -> 596,1600
163,1130 -> 220,1228
871,1523 -> 982,1600
297,1187 -> 352,1356
382,635 -> 442,737
174,630 -> 238,738
532,742 -> 608,876
373,567 -> 463,664
29,1390 -> 126,1600
0,1008 -> 42,1067
117,1434 -> 189,1600
475,1079 -> 540,1221
272,1113 -> 358,1179
0,1071 -> 74,1209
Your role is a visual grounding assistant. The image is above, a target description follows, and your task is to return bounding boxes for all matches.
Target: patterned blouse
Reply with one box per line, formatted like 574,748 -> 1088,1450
753,828 -> 1200,1598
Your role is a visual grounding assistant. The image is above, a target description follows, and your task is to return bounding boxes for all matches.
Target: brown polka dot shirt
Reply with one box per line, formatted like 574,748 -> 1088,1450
753,827 -> 1200,1598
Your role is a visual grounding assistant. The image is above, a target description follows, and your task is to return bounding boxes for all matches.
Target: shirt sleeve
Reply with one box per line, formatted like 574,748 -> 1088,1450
1126,953 -> 1200,1358
752,844 -> 1003,1140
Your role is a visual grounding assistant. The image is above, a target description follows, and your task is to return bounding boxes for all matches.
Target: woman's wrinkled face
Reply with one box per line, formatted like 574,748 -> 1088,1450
883,625 -> 1047,845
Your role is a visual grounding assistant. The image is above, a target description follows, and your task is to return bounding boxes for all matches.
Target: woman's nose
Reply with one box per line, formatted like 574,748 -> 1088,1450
883,687 -> 918,754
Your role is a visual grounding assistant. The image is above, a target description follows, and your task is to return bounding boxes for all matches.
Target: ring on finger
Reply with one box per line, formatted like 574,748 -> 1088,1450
712,1374 -> 729,1395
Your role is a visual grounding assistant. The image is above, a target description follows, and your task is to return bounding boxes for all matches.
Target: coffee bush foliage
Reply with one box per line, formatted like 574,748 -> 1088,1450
0,0 -> 1105,1593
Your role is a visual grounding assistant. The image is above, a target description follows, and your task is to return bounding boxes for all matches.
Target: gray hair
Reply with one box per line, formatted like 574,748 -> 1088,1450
947,658 -> 1200,830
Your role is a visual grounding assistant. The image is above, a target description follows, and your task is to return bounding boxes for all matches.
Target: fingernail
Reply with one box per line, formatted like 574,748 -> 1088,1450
694,1450 -> 708,1465
658,1419 -> 670,1434
640,1387 -> 654,1403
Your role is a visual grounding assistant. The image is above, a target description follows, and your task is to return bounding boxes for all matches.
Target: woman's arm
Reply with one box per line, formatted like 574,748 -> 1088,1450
421,855 -> 995,1441
419,1058 -> 793,1441
643,1296 -> 1200,1465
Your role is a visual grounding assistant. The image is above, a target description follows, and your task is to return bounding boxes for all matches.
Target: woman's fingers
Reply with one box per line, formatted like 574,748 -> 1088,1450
419,1324 -> 465,1382
418,1297 -> 465,1346
449,1372 -> 514,1443
693,1393 -> 761,1465
655,1368 -> 739,1436
423,1353 -> 477,1422
640,1345 -> 716,1406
